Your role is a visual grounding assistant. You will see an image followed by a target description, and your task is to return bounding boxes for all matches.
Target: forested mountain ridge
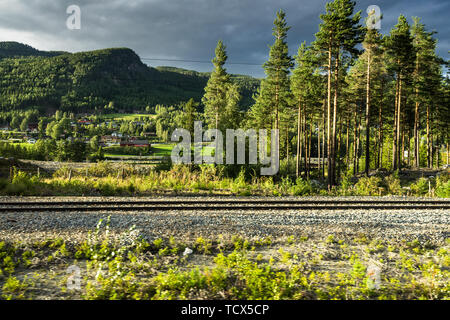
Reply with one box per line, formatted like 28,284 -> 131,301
0,42 -> 259,113
0,41 -> 66,59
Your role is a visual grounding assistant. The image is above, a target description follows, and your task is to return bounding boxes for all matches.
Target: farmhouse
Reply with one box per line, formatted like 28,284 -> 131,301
27,123 -> 38,132
120,139 -> 150,147
78,119 -> 92,125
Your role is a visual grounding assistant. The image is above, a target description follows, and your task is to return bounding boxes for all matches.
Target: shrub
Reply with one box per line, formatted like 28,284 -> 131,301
384,171 -> 402,195
353,176 -> 382,196
338,172 -> 354,196
292,178 -> 313,196
435,173 -> 450,198
410,178 -> 429,196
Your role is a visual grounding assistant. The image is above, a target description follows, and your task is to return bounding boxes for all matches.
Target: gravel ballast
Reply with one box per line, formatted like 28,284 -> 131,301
0,196 -> 449,244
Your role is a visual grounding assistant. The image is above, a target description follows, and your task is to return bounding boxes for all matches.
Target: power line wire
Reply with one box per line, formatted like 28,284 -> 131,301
140,57 -> 262,66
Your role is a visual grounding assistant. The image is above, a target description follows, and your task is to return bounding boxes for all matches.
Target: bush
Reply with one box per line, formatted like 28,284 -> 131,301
384,171 -> 402,195
338,172 -> 354,196
410,178 -> 429,196
354,176 -> 382,196
435,173 -> 450,198
292,178 -> 313,196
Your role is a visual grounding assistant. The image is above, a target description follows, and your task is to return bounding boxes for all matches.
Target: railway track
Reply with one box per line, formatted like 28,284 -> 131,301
1,199 -> 449,212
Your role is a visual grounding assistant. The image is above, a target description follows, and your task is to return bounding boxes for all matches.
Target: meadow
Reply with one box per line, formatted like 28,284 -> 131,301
0,162 -> 449,197
0,219 -> 448,300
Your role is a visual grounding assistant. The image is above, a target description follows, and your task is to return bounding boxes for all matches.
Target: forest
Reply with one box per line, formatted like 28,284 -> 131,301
199,2 -> 449,189
0,42 -> 259,113
0,0 -> 449,192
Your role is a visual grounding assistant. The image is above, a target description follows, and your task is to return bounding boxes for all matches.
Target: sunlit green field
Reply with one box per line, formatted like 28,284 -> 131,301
98,113 -> 156,121
151,144 -> 175,156
0,224 -> 448,300
151,144 -> 214,157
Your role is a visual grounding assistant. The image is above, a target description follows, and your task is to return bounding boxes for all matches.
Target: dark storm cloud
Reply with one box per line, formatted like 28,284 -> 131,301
0,0 -> 448,77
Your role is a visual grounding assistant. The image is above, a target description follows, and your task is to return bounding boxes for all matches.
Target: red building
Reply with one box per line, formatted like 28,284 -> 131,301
120,140 -> 150,147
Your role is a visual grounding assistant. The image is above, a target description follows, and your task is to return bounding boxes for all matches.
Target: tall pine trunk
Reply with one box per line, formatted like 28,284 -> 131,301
353,107 -> 358,175
326,43 -> 333,188
396,75 -> 403,170
393,72 -> 399,170
308,123 -> 312,179
414,66 -> 420,168
427,104 -> 430,168
356,113 -> 361,173
365,48 -> 371,176
377,81 -> 384,169
337,120 -> 342,181
318,121 -> 321,177
322,99 -> 326,179
296,100 -> 302,177
331,54 -> 340,185
304,114 -> 308,178
346,117 -> 350,171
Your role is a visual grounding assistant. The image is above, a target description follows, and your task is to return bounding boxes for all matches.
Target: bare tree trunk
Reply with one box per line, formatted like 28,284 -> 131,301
378,79 -> 384,169
357,115 -> 361,173
337,120 -> 342,181
435,138 -> 439,168
408,132 -> 412,167
296,100 -> 302,177
308,123 -> 312,179
331,54 -> 340,186
304,114 -> 308,178
286,126 -> 289,163
275,75 -> 280,152
326,45 -> 333,188
393,75 -> 399,170
396,76 -> 402,170
322,99 -> 326,179
377,99 -> 383,168
401,125 -> 405,167
318,121 -> 321,177
447,140 -> 449,165
346,117 -> 349,171
365,48 -> 371,176
353,107 -> 358,175
427,104 -> 430,168
414,87 -> 420,168
430,109 -> 434,169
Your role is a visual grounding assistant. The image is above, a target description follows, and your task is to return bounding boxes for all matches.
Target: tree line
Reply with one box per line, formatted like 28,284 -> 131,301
196,0 -> 449,189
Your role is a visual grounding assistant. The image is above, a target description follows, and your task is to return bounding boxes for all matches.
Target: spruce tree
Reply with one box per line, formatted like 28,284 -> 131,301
202,40 -> 232,132
181,98 -> 198,136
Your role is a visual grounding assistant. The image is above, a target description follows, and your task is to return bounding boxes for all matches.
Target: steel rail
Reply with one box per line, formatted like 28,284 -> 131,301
1,199 -> 449,206
0,199 -> 449,212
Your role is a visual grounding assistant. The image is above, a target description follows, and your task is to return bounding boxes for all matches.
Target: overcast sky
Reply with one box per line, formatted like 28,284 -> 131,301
0,0 -> 448,78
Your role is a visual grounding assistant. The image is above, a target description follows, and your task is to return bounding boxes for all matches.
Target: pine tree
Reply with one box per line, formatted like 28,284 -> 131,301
251,9 -> 293,155
291,42 -> 323,177
313,0 -> 364,188
385,15 -> 415,170
411,17 -> 442,168
362,28 -> 383,175
247,79 -> 273,130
